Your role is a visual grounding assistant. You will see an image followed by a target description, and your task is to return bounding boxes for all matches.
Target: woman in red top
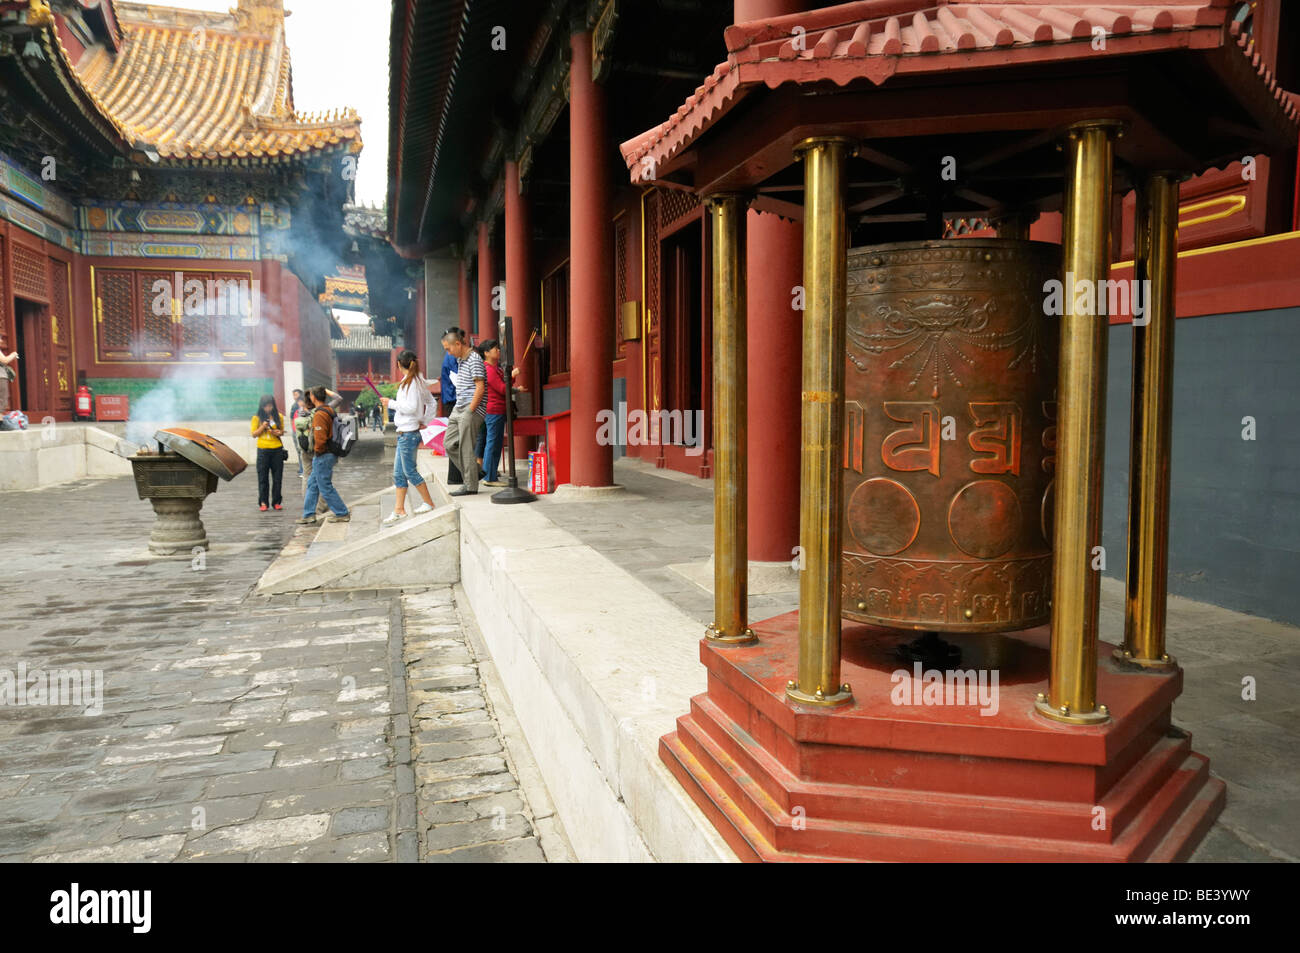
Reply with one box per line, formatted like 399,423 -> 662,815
475,339 -> 518,486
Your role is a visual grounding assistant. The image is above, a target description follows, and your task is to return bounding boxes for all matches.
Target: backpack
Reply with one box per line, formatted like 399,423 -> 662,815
325,410 -> 358,457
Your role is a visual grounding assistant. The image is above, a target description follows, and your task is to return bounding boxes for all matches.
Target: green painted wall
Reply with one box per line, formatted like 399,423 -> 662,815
88,377 -> 274,420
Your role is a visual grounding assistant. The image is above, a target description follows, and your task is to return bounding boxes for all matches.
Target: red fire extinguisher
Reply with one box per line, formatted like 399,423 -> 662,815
75,384 -> 95,421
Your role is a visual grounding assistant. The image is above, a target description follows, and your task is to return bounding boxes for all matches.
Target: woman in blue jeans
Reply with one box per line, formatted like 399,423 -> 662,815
380,349 -> 438,524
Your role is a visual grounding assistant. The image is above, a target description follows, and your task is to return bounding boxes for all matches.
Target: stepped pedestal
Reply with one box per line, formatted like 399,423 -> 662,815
661,611 -> 1223,862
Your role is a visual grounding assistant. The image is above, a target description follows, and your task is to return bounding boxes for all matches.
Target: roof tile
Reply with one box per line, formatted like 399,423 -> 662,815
621,1 -> 1297,181
64,1 -> 360,163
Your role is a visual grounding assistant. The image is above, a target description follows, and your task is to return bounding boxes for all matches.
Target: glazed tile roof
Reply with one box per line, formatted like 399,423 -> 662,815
47,0 -> 361,163
621,0 -> 1299,181
332,328 -> 393,352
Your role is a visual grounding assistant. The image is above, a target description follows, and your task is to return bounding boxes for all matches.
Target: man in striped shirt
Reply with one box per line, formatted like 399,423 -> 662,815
442,328 -> 485,496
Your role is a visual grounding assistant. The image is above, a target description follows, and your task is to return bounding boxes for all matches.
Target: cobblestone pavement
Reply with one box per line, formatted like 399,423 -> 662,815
402,590 -> 547,862
0,431 -> 550,862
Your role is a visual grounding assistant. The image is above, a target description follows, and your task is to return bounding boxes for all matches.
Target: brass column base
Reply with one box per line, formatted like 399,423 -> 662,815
1113,648 -> 1178,670
705,623 -> 757,646
785,680 -> 853,707
1034,693 -> 1111,725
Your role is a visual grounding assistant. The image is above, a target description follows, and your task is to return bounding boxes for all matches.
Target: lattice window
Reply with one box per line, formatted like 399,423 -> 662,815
98,270 -> 135,356
542,263 -> 570,377
645,192 -> 660,338
50,263 -> 70,346
659,189 -> 699,230
614,217 -> 628,355
138,271 -> 175,356
217,310 -> 252,354
11,244 -> 47,301
181,275 -> 213,352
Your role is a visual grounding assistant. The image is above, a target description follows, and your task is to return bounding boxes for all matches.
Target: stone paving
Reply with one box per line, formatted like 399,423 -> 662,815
540,457 -> 1300,864
0,430 -> 552,863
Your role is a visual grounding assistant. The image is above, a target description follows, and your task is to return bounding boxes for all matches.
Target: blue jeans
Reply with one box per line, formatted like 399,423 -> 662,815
393,430 -> 425,489
303,452 -> 348,517
481,413 -> 505,482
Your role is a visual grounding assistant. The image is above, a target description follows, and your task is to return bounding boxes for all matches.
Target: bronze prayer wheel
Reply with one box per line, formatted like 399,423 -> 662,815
842,239 -> 1060,633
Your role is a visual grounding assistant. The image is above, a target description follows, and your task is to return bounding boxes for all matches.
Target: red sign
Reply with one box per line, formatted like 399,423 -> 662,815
529,448 -> 549,494
96,395 -> 129,421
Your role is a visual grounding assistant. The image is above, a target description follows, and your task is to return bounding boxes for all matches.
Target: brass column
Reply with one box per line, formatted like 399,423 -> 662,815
1121,173 -> 1181,668
706,193 -> 756,645
787,137 -> 853,707
1037,121 -> 1120,725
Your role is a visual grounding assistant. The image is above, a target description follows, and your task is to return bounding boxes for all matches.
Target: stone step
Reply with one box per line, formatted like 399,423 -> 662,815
256,456 -> 458,595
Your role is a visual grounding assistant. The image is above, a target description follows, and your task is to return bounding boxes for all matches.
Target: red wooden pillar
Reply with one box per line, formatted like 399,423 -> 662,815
746,211 -> 803,562
457,258 -> 473,333
477,221 -> 496,343
505,159 -> 534,456
569,27 -> 614,487
736,0 -> 806,559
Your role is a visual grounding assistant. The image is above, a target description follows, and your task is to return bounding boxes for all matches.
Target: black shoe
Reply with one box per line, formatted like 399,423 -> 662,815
449,488 -> 477,497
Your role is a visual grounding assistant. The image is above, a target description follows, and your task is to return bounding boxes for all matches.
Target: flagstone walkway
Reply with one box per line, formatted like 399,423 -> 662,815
0,431 -> 561,863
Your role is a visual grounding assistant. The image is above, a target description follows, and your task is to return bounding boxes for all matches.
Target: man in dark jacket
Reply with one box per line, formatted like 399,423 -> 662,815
440,328 -> 463,485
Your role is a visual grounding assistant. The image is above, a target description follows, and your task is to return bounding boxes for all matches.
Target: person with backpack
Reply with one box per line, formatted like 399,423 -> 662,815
378,349 -> 438,524
250,394 -> 288,511
298,385 -> 350,524
296,391 -> 339,518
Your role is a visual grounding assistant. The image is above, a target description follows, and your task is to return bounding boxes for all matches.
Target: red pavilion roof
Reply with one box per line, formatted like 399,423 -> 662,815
620,0 -> 1298,183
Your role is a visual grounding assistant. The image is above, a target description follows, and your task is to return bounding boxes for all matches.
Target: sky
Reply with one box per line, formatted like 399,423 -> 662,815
160,0 -> 391,209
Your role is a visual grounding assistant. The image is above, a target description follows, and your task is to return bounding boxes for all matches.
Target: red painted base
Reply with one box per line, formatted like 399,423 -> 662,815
661,611 -> 1224,862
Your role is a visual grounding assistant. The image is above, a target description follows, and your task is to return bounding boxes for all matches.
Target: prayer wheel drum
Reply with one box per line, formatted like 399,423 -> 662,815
842,239 -> 1060,633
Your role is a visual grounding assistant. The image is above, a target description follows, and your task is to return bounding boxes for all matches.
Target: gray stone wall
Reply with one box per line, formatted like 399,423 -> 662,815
423,257 -> 460,373
1102,307 -> 1300,625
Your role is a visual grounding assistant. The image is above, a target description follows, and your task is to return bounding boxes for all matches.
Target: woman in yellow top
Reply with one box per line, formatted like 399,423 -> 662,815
250,394 -> 288,511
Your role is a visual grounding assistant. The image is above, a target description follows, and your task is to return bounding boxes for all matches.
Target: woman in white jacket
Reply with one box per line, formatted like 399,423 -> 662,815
379,350 -> 438,524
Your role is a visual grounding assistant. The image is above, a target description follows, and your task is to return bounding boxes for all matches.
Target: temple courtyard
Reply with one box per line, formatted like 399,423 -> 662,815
0,432 -> 564,863
0,431 -> 1294,862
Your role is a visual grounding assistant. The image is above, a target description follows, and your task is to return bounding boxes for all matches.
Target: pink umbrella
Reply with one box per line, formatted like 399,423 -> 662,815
420,417 -> 448,455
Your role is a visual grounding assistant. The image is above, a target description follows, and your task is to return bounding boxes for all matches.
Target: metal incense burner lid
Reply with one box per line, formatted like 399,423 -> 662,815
154,428 -> 247,481
841,238 -> 1060,634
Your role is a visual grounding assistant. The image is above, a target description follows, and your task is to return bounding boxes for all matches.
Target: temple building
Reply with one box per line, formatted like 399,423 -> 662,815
389,0 -> 1300,627
0,0 -> 363,420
